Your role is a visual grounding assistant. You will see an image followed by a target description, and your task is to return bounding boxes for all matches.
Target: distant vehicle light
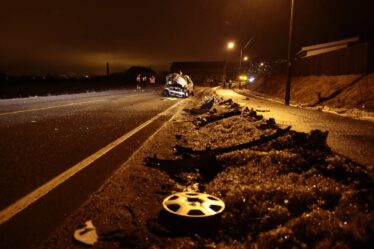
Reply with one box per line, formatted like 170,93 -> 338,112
239,75 -> 247,81
249,76 -> 255,83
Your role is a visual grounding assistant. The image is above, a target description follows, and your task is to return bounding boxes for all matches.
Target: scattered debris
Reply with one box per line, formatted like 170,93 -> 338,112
193,109 -> 241,127
209,108 -> 217,114
242,106 -> 264,120
258,118 -> 277,129
183,108 -> 207,115
184,183 -> 201,192
200,96 -> 214,110
73,220 -> 98,246
174,126 -> 291,156
144,153 -> 222,183
183,95 -> 217,115
43,89 -> 374,249
218,98 -> 234,106
268,118 -> 276,125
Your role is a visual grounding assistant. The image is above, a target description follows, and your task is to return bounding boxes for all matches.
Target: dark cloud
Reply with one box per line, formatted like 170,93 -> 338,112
0,0 -> 371,75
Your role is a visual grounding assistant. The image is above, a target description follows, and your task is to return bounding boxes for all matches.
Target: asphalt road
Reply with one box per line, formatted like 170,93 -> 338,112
0,88 -> 183,249
217,88 -> 374,167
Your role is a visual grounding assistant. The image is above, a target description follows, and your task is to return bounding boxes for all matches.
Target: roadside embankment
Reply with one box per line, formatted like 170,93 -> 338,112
241,74 -> 374,121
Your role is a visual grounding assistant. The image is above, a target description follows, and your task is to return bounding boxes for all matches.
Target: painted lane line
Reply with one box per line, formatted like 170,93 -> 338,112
0,99 -> 106,116
0,100 -> 183,225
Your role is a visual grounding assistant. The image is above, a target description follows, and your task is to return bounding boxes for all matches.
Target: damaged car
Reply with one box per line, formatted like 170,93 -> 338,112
163,73 -> 194,98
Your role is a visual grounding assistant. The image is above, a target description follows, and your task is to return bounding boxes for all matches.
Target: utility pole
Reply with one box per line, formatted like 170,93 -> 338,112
239,35 -> 255,73
106,62 -> 110,79
285,0 -> 295,105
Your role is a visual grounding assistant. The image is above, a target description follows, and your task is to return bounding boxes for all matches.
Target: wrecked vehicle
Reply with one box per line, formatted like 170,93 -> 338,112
163,73 -> 194,98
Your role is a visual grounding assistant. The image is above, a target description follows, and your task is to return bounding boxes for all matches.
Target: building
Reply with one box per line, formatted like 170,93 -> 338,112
294,37 -> 369,75
170,61 -> 227,84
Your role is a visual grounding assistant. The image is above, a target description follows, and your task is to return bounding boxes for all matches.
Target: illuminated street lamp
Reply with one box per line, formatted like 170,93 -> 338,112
243,56 -> 248,61
227,41 -> 235,50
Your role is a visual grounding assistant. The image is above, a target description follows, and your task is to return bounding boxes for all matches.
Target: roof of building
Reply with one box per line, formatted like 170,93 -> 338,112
296,37 -> 359,58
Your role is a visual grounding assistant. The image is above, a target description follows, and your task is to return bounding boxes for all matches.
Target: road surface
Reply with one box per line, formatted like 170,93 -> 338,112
217,88 -> 374,167
0,88 -> 183,249
1,87 -> 373,248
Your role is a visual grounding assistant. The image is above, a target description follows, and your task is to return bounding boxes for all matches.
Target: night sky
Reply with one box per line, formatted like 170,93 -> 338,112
0,0 -> 372,75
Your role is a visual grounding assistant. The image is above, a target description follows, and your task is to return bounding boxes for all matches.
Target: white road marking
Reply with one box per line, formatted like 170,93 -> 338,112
0,100 -> 183,225
0,99 -> 105,116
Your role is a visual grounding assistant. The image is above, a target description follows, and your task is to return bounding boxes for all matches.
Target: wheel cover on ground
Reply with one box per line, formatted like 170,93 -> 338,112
162,192 -> 225,218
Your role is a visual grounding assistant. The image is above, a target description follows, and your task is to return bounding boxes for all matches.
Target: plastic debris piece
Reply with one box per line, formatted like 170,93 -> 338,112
193,109 -> 241,127
200,96 -> 214,110
73,220 -> 98,246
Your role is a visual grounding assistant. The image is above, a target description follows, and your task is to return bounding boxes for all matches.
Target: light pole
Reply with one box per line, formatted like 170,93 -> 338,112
239,35 -> 255,72
225,41 -> 236,87
285,0 -> 295,105
226,37 -> 253,89
227,36 -> 254,75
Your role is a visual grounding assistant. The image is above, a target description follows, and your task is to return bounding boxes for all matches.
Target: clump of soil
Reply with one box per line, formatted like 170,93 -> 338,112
41,90 -> 373,249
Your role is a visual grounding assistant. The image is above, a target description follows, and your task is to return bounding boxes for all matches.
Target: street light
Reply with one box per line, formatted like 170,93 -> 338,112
227,37 -> 253,71
227,41 -> 235,50
239,35 -> 255,72
225,37 -> 253,89
224,41 -> 236,86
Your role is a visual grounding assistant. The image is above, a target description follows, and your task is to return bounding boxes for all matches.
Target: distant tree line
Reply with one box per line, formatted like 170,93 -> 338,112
110,66 -> 156,83
0,66 -> 169,99
0,72 -> 7,81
